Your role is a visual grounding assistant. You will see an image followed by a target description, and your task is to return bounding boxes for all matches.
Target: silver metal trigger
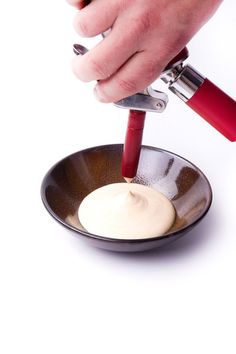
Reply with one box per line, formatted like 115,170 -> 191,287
73,43 -> 169,113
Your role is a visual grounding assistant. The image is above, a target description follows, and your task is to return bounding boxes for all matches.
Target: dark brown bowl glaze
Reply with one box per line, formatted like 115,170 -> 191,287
41,144 -> 212,252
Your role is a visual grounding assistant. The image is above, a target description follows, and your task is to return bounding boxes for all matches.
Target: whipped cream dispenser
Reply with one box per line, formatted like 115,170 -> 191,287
74,44 -> 236,179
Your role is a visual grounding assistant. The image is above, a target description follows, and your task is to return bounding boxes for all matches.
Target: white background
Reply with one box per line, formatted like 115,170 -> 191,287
0,1 -> 236,353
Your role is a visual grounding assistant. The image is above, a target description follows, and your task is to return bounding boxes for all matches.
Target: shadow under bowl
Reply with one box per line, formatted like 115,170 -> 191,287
41,144 -> 212,252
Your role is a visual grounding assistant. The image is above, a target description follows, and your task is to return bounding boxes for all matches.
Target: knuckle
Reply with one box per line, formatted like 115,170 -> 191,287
88,57 -> 108,80
116,77 -> 138,95
125,12 -> 151,45
143,59 -> 159,82
117,0 -> 128,12
74,16 -> 90,36
138,12 -> 151,33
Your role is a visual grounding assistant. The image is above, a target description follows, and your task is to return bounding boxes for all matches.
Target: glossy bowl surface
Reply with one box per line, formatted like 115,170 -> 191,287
41,144 -> 212,252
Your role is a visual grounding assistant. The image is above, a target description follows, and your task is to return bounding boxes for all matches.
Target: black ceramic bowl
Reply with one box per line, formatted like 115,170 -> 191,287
41,144 -> 212,252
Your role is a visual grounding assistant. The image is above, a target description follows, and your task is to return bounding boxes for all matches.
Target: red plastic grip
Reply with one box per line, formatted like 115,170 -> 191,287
187,79 -> 236,141
122,110 -> 146,179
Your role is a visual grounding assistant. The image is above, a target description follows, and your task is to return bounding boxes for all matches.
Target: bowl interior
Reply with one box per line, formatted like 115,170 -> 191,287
41,144 -> 212,240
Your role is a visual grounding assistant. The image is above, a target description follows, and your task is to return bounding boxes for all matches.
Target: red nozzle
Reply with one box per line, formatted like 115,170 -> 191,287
122,110 -> 146,179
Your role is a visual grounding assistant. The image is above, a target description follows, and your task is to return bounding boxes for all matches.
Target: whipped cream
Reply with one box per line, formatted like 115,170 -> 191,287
78,183 -> 175,239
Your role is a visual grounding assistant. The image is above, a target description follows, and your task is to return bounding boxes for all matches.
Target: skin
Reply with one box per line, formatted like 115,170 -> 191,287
67,0 -> 223,103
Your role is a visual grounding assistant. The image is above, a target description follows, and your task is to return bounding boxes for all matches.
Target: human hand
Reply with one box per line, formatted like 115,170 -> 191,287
68,0 -> 222,103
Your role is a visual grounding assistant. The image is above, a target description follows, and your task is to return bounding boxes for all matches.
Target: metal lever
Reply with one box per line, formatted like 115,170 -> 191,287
73,43 -> 88,56
114,87 -> 168,113
73,44 -> 169,113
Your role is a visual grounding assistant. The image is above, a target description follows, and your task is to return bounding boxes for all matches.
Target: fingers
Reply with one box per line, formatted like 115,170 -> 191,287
72,18 -> 142,82
70,0 -> 188,103
68,0 -> 207,103
73,0 -> 118,37
93,50 -> 166,103
93,35 -> 188,102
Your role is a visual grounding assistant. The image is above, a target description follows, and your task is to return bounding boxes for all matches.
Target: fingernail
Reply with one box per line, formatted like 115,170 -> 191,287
94,85 -> 106,102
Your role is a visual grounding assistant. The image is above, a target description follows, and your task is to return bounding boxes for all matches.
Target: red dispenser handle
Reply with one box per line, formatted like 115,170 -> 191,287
187,79 -> 236,141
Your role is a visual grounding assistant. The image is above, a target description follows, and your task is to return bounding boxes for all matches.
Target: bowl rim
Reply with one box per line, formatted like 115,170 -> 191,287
41,144 -> 213,244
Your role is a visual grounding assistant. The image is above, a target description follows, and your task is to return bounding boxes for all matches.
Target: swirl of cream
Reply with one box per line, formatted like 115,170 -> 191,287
113,190 -> 148,210
78,183 -> 175,239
